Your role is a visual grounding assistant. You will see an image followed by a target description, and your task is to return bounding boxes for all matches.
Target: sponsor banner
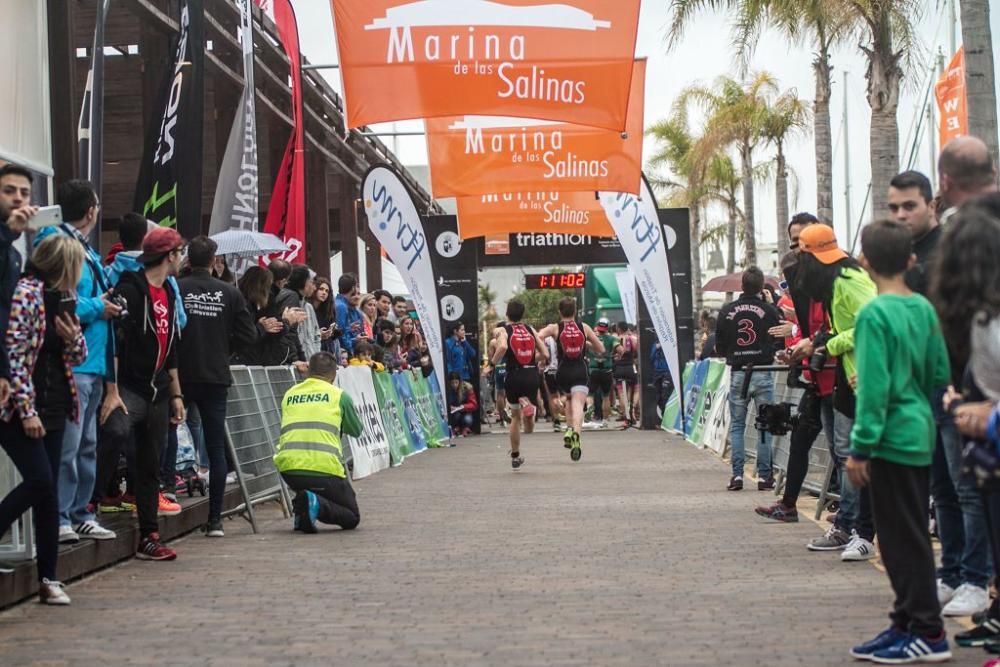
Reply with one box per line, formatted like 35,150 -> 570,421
335,365 -> 391,479
410,370 -> 450,446
259,0 -> 306,263
600,175 -> 681,404
78,0 -> 110,228
133,0 -> 204,238
456,191 -> 612,240
372,370 -> 418,464
615,269 -> 636,324
661,361 -> 693,434
660,358 -> 731,451
484,233 -> 510,254
392,371 -> 430,454
687,359 -> 727,447
935,47 -> 968,148
476,229 -> 623,267
363,165 -> 446,393
209,0 -> 259,245
426,59 -> 644,197
331,0 -> 641,131
426,370 -> 452,439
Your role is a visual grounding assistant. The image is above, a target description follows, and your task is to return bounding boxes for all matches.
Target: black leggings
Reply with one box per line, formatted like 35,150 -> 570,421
0,419 -> 63,582
781,390 -> 824,506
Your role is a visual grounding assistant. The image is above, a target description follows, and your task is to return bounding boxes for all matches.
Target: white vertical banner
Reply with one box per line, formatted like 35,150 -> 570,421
600,175 -> 681,399
335,365 -> 390,479
362,165 -> 445,393
615,269 -> 637,324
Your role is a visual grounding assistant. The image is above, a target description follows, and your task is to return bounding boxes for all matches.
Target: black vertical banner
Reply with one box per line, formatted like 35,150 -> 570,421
78,0 -> 110,208
133,0 -> 204,238
427,215 -> 482,433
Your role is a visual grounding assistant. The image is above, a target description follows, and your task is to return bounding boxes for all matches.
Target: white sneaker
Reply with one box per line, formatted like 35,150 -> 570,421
57,525 -> 80,544
841,533 -> 876,561
937,579 -> 956,606
74,520 -> 116,541
942,583 -> 989,616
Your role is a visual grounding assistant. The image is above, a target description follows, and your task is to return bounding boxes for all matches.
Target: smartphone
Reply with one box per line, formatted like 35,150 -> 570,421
28,205 -> 63,231
57,294 -> 77,317
778,280 -> 789,291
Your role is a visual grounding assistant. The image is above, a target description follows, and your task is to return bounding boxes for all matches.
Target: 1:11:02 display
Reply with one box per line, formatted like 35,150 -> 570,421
524,272 -> 587,289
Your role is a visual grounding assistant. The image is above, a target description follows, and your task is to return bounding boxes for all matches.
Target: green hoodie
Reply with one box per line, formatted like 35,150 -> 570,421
849,294 -> 951,466
824,266 -> 877,382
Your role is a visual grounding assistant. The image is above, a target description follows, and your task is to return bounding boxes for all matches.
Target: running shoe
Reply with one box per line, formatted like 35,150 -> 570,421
850,627 -> 908,660
942,583 -> 989,616
204,520 -> 225,538
755,502 -> 799,523
841,533 -> 876,561
563,428 -> 574,449
157,493 -> 182,517
518,397 -> 536,418
74,520 -> 116,541
38,579 -> 71,605
955,616 -> 1000,647
757,477 -> 776,491
120,493 -> 137,512
569,430 -> 581,462
511,452 -> 524,470
807,526 -> 851,551
98,496 -> 129,514
293,491 -> 319,534
552,420 -> 562,432
58,525 -> 79,544
727,476 -> 743,491
869,633 -> 951,664
136,532 -> 177,561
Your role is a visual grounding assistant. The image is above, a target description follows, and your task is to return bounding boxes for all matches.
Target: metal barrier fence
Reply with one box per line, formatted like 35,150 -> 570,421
0,452 -> 33,561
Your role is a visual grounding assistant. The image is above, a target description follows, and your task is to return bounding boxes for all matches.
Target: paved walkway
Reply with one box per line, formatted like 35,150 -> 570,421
0,430 -> 983,666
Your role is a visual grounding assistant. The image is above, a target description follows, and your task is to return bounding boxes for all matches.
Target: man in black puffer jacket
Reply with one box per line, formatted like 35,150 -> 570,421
177,236 -> 262,536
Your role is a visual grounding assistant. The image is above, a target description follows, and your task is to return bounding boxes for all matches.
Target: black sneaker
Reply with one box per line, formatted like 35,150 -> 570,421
957,617 -> 1000,647
755,502 -> 799,522
758,477 -> 776,491
511,453 -> 524,470
204,520 -> 225,538
727,476 -> 743,491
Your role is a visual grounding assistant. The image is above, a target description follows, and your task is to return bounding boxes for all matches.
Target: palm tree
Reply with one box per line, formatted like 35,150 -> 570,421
646,114 -> 709,315
677,73 -> 777,267
702,152 -> 743,273
762,91 -> 811,252
959,0 -> 999,165
667,0 -> 853,226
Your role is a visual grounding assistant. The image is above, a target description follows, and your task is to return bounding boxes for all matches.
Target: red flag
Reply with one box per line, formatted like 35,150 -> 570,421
258,0 -> 306,263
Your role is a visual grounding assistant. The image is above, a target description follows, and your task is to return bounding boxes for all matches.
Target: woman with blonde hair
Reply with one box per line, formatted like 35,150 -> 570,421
359,293 -> 378,342
0,235 -> 88,604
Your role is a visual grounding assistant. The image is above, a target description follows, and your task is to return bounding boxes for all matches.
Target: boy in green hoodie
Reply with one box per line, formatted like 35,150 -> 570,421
846,219 -> 952,664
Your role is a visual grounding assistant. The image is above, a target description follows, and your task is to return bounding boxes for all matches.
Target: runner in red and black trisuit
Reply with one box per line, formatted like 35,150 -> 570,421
491,299 -> 549,470
537,297 -> 604,462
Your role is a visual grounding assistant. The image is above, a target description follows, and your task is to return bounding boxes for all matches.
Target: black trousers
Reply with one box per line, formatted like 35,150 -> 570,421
869,459 -> 943,638
120,387 -> 170,537
781,390 -> 824,506
281,473 -> 360,530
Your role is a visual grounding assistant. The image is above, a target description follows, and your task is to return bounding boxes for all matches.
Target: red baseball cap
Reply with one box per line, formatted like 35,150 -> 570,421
137,227 -> 185,265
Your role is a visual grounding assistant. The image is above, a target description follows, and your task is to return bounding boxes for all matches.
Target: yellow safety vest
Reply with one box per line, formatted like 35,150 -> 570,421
273,377 -> 347,479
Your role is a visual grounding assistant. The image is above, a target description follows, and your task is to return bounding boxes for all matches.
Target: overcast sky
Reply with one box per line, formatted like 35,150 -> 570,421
291,1 -> 999,248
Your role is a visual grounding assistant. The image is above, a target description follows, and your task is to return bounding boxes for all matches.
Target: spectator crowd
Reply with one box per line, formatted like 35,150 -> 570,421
0,166 -> 444,604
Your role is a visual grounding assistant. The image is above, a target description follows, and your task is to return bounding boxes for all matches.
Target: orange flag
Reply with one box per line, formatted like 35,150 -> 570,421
330,0 -> 641,131
455,190 -> 612,240
427,59 -> 645,197
935,47 -> 968,148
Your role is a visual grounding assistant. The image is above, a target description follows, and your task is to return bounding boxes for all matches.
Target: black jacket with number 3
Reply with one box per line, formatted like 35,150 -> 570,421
714,293 -> 782,368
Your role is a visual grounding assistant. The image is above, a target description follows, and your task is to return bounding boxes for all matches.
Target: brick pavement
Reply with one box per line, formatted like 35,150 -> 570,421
0,430 -> 984,666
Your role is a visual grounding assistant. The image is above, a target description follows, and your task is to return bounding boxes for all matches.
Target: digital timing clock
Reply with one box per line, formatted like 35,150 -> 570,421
524,272 -> 587,290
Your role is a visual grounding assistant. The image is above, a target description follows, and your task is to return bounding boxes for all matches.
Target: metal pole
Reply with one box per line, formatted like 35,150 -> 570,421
927,101 -> 937,184
948,0 -> 957,56
843,70 -> 852,245
357,131 -> 427,137
301,63 -> 339,71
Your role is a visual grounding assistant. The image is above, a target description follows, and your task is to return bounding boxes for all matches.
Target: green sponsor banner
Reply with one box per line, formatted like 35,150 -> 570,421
409,371 -> 449,447
661,361 -> 694,433
373,371 -> 417,465
688,360 -> 728,445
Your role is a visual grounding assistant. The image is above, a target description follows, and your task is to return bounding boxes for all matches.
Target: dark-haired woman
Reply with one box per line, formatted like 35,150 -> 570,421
0,235 -> 88,604
792,224 -> 877,557
232,266 -> 287,366
310,277 -> 338,356
932,198 -> 1000,653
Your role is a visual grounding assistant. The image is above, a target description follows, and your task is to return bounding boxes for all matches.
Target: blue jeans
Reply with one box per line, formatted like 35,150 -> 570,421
58,373 -> 103,527
728,370 -> 774,478
933,401 -> 992,588
828,407 -> 861,533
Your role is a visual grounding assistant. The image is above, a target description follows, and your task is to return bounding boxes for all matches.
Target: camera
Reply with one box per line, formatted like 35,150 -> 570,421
756,402 -> 799,436
108,290 -> 128,319
809,331 -> 831,373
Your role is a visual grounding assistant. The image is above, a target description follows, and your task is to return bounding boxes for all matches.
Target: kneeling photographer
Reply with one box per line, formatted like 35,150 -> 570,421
779,225 -> 877,558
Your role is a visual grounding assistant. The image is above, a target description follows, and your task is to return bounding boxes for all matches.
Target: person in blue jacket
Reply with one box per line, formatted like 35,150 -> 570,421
650,341 -> 674,416
35,181 -> 120,543
334,274 -> 364,356
445,323 -> 477,382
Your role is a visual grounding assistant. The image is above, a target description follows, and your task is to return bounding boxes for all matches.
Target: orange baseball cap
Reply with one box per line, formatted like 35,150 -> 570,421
799,224 -> 847,265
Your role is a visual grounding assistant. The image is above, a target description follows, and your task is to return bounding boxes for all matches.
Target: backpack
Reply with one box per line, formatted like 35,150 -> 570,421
508,323 -> 536,366
559,320 -> 586,361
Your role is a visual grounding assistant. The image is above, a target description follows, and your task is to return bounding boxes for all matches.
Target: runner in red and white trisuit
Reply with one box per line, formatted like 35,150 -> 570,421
491,299 -> 548,470
536,297 -> 604,462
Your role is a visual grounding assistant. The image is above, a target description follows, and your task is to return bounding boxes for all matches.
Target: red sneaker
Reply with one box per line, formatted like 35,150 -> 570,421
136,533 -> 176,561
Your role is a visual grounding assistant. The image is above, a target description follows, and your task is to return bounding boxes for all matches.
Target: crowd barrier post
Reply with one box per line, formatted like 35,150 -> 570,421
0,454 -> 33,561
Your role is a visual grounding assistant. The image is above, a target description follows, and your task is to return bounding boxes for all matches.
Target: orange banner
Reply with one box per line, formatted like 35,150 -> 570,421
330,0 -> 641,131
935,47 -> 968,148
456,190 -> 613,239
427,60 -> 645,197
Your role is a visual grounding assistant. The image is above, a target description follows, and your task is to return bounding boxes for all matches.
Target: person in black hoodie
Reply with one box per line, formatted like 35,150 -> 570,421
715,267 -> 782,491
109,227 -> 186,562
178,236 -> 264,537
